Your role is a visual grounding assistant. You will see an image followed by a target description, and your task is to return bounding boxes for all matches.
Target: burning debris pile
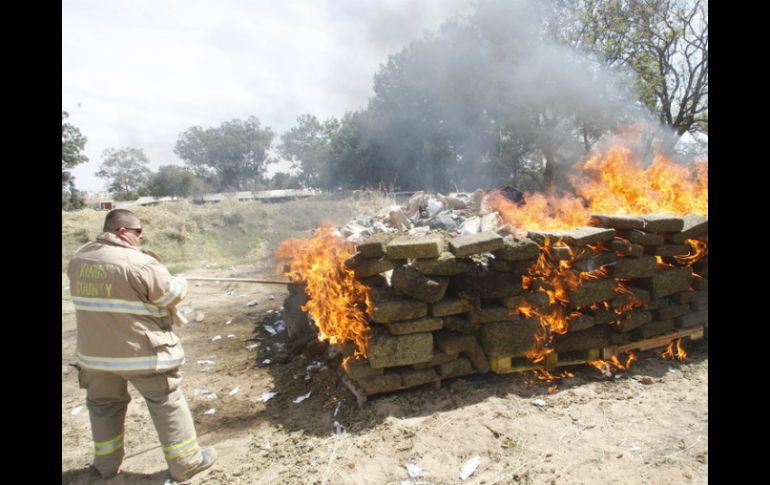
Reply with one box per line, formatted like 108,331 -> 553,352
275,145 -> 708,401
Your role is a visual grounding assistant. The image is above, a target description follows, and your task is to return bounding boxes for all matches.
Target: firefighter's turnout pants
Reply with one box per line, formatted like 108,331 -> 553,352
79,368 -> 203,478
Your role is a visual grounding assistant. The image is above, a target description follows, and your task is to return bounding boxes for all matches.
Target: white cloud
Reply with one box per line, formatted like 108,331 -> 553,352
62,0 -> 473,192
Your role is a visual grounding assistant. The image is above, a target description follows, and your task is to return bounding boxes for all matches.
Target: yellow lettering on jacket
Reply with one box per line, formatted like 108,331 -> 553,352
75,281 -> 102,297
74,281 -> 115,298
79,264 -> 107,280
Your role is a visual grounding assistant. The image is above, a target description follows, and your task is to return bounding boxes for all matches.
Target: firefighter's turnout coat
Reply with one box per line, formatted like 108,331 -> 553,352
68,231 -> 188,374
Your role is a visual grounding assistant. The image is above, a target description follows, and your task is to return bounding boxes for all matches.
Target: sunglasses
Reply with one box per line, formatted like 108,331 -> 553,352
124,227 -> 143,235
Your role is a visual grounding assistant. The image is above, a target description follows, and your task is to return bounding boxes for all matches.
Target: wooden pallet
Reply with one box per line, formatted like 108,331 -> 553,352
601,326 -> 704,359
488,349 -> 603,374
555,348 -> 601,367
337,369 -> 441,408
488,352 -> 558,374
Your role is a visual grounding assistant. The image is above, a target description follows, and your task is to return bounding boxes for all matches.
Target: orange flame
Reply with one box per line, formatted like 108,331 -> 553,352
486,141 -> 707,231
589,352 -> 637,377
661,339 -> 688,361
675,239 -> 708,266
274,224 -> 372,358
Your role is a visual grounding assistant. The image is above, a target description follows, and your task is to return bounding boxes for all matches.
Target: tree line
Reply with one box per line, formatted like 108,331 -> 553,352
62,0 -> 706,209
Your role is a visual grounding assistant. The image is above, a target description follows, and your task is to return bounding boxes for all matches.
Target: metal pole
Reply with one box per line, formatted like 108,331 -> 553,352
183,276 -> 298,285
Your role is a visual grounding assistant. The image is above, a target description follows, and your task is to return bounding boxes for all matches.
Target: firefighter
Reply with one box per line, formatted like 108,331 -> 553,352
67,209 -> 216,482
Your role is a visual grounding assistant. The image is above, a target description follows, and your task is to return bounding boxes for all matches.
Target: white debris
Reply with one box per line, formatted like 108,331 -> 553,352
224,290 -> 236,296
196,360 -> 215,365
70,406 -> 83,416
459,456 -> 481,480
225,318 -> 233,325
668,367 -> 677,373
260,391 -> 277,402
333,420 -> 345,434
407,226 -> 430,237
246,300 -> 258,307
193,388 -> 210,396
205,393 -> 219,401
211,335 -> 222,342
245,344 -> 258,350
194,311 -> 205,322
405,462 -> 424,478
203,408 -> 216,415
480,211 -> 502,232
272,342 -> 285,351
227,334 -> 236,338
181,307 -> 194,316
273,320 -> 287,333
228,387 -> 240,396
261,359 -> 272,365
459,216 -> 481,235
293,391 -> 312,404
333,401 -> 343,417
269,295 -> 275,301
531,399 -> 547,407
426,197 -> 444,217
264,325 -> 277,336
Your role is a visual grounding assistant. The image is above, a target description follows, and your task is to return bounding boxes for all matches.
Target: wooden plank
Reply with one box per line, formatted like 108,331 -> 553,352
555,348 -> 601,367
488,353 -> 557,374
602,326 -> 704,359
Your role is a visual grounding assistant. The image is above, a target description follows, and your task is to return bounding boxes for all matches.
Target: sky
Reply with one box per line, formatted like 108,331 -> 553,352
62,0 -> 474,193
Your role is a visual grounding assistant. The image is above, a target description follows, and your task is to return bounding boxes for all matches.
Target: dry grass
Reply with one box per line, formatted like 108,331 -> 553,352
62,193 -> 393,274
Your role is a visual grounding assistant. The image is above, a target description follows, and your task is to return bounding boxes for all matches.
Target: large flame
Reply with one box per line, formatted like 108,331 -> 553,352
274,224 -> 372,358
486,142 -> 708,230
516,237 -> 640,362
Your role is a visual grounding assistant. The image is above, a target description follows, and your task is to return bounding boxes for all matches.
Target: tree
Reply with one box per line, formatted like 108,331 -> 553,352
174,116 -> 275,191
96,147 -> 152,200
147,165 -> 197,198
278,114 -> 340,188
62,111 -> 89,209
552,0 -> 707,138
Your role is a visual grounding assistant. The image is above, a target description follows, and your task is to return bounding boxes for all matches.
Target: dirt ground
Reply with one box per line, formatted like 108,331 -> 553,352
62,264 -> 708,485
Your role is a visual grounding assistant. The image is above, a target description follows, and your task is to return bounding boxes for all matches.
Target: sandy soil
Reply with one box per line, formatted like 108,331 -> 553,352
62,264 -> 708,485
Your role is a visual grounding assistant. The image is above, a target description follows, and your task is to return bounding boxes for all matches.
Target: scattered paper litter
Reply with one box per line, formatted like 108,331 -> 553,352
245,344 -> 258,350
405,462 -> 423,478
70,406 -> 83,416
228,387 -> 240,396
459,456 -> 480,480
263,325 -> 277,336
193,388 -> 210,396
197,360 -> 215,365
333,420 -> 345,434
293,391 -> 312,404
333,401 -> 343,417
260,391 -> 277,402
531,399 -> 547,407
203,408 -> 216,415
273,320 -> 286,333
205,393 -> 218,401
227,334 -> 236,338
225,319 -> 233,325
211,335 -> 222,342
261,359 -> 272,365
246,300 -> 258,307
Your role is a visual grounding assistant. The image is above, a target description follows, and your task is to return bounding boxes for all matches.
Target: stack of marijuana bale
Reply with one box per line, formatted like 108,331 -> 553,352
342,213 -> 708,395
